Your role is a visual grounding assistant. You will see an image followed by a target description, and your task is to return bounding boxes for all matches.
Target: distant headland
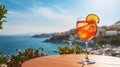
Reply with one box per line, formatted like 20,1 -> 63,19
32,21 -> 120,44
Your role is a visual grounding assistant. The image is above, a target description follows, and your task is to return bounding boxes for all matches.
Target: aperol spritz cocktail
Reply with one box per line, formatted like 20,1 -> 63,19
76,14 -> 99,64
76,21 -> 97,41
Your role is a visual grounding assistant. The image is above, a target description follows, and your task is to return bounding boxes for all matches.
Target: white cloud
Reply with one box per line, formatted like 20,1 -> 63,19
79,0 -> 120,26
8,5 -> 75,24
89,0 -> 118,11
2,5 -> 75,35
77,0 -> 119,15
0,24 -> 71,35
28,6 -> 74,21
53,5 -> 67,13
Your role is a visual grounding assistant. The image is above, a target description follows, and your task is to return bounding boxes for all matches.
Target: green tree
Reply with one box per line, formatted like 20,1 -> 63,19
63,44 -> 70,54
58,45 -> 70,54
58,46 -> 64,54
58,44 -> 84,54
0,51 -> 7,64
0,4 -> 7,29
74,44 -> 84,54
97,39 -> 107,47
109,38 -> 120,46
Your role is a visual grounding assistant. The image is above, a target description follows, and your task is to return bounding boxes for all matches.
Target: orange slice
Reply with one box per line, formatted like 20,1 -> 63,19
86,14 -> 99,24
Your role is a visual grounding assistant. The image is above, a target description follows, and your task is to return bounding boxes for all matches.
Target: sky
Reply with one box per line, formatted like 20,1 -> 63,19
0,0 -> 120,35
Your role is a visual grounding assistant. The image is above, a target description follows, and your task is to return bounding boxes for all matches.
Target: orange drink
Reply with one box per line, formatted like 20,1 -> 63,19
76,20 -> 97,41
76,14 -> 99,64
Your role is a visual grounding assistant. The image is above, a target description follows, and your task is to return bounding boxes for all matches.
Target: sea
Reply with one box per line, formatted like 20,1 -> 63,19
0,35 -> 75,56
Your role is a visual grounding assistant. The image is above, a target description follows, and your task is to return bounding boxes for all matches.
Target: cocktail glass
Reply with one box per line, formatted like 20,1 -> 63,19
76,14 -> 99,64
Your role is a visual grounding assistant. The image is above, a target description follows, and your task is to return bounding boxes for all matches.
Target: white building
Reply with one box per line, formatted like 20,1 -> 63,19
96,27 -> 105,37
69,34 -> 75,41
105,31 -> 117,36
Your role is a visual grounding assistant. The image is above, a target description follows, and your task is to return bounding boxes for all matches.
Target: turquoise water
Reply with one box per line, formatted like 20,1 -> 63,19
0,36 -> 75,55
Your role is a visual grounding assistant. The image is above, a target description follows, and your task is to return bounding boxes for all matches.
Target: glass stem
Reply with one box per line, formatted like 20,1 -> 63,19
85,41 -> 88,59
